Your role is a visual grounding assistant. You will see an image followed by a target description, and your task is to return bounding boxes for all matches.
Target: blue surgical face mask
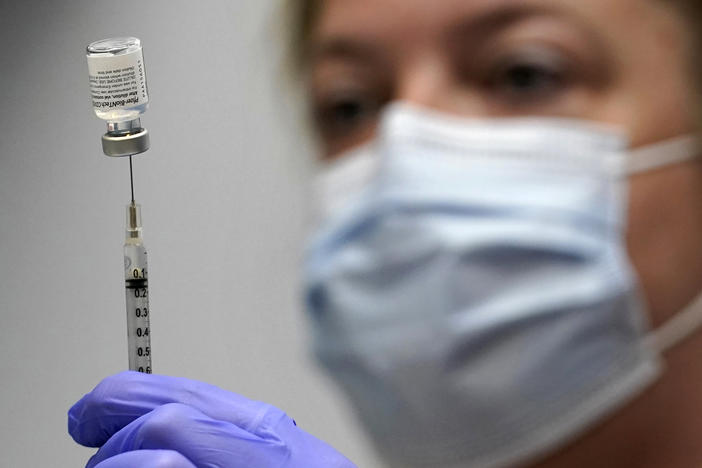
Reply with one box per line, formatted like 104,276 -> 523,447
304,103 -> 702,468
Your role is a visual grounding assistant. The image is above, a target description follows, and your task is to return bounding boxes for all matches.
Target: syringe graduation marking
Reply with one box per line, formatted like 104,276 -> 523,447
125,278 -> 148,288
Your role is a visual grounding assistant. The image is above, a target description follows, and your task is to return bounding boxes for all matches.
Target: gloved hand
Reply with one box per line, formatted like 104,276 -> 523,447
68,371 -> 357,468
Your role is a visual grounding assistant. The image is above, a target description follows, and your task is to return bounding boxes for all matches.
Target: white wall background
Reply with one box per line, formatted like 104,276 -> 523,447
0,1 -> 382,466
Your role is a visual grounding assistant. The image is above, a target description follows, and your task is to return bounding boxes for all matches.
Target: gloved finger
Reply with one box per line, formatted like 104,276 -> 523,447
69,371 -> 284,447
86,403 -> 289,468
93,450 -> 196,468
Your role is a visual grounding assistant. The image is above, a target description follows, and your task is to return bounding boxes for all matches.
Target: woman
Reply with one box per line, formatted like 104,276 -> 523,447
68,1 -> 702,467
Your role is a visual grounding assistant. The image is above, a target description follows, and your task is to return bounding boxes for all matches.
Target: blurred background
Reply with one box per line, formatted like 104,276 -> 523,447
0,1 -> 382,466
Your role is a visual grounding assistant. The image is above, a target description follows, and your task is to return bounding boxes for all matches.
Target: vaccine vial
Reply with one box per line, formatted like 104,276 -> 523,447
86,37 -> 151,157
86,37 -> 149,123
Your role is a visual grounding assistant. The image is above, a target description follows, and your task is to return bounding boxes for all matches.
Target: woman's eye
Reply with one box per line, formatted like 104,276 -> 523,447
329,98 -> 367,126
504,64 -> 560,91
314,93 -> 378,138
485,53 -> 570,103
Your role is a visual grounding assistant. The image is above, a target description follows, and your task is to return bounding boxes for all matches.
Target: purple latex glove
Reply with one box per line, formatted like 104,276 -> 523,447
68,371 -> 357,468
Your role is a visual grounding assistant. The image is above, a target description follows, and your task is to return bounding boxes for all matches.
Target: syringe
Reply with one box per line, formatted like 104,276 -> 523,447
123,157 -> 152,373
85,37 -> 154,373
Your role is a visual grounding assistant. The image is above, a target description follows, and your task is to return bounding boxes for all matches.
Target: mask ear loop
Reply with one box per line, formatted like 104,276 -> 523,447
631,134 -> 702,352
627,135 -> 700,174
646,290 -> 702,353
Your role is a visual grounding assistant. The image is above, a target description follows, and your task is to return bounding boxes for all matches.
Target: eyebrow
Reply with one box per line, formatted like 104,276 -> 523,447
447,3 -> 605,49
453,3 -> 574,36
308,35 -> 385,68
307,2 -> 604,65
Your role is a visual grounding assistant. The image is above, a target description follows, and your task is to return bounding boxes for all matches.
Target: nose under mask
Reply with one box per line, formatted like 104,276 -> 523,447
304,103 -> 702,468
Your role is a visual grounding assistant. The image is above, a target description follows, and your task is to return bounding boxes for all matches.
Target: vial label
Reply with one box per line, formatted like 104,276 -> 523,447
87,48 -> 149,113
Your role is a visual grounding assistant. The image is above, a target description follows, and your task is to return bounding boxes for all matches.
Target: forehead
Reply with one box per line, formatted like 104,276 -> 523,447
312,0 -> 660,41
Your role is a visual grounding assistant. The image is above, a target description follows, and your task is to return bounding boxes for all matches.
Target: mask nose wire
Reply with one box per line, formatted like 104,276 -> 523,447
627,135 -> 700,174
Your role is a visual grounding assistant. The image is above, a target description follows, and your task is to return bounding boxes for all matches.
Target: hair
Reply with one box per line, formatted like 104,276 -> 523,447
286,0 -> 321,68
672,0 -> 702,84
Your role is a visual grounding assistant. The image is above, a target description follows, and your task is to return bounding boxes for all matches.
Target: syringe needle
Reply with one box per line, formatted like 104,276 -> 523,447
129,155 -> 135,203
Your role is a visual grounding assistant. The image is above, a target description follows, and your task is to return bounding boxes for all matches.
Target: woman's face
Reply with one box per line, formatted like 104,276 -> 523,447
305,2 -> 702,466
306,0 -> 702,331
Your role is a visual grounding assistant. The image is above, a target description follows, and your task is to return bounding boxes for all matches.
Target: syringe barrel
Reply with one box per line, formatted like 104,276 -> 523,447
124,241 -> 152,372
124,203 -> 152,373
